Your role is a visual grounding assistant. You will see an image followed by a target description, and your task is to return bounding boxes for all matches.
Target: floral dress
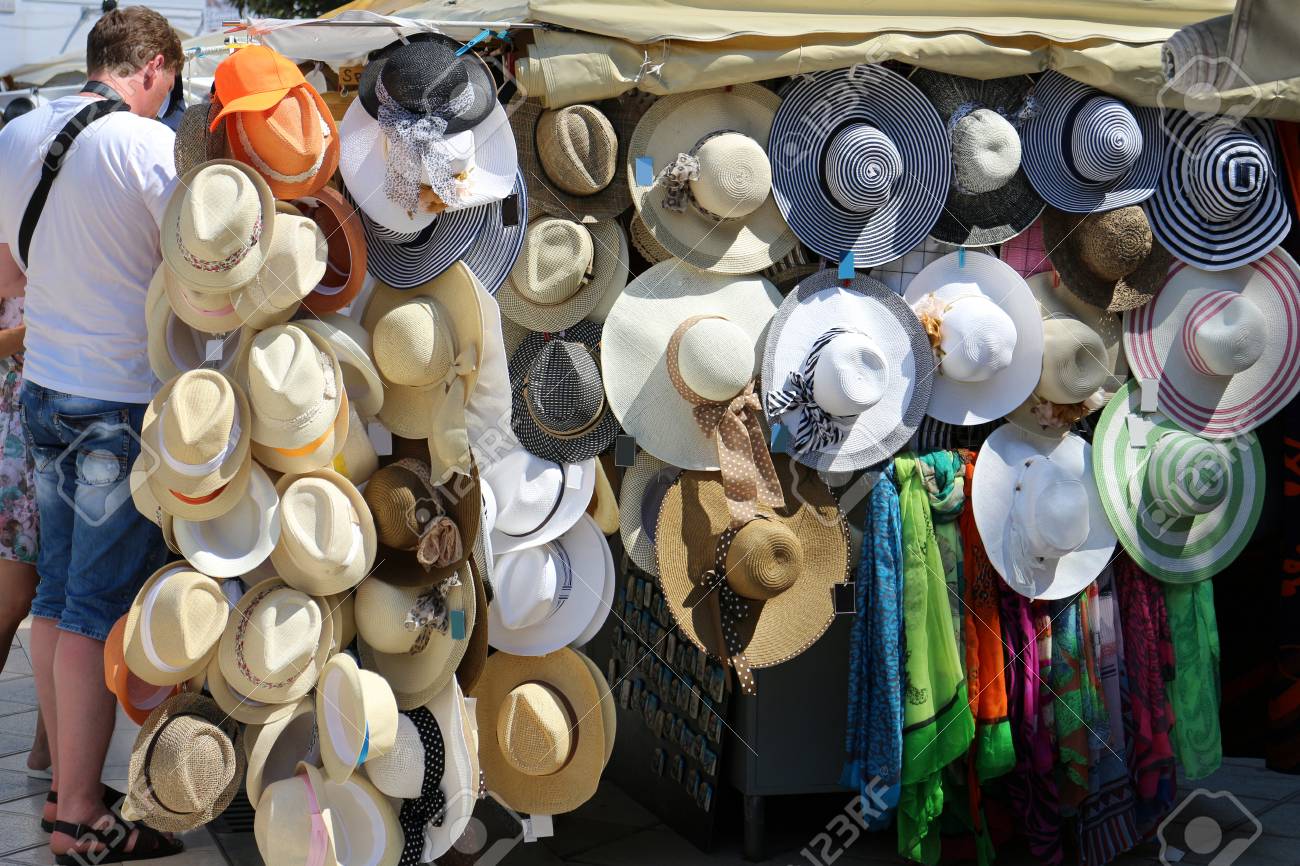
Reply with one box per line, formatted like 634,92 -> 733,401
0,298 -> 37,564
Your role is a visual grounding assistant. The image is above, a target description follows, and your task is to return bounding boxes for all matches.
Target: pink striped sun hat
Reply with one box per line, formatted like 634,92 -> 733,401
999,219 -> 1054,279
1123,248 -> 1300,438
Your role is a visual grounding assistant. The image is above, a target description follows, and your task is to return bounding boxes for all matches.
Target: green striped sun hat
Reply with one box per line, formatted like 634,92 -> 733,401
1092,381 -> 1265,583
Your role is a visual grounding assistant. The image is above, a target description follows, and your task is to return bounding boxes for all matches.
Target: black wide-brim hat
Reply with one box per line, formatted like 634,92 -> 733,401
358,34 -> 496,135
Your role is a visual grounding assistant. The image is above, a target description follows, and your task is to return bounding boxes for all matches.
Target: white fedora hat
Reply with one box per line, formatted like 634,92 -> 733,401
1123,249 -> 1300,438
972,425 -> 1117,599
488,514 -> 612,657
618,452 -> 680,577
162,159 -> 275,292
571,514 -> 616,648
271,468 -> 377,596
253,764 -> 339,866
233,209 -> 328,330
903,251 -> 1045,425
217,577 -> 334,705
244,696 -> 318,807
481,449 -> 595,556
294,315 -> 385,420
174,462 -> 280,578
123,562 -> 229,686
316,652 -> 399,783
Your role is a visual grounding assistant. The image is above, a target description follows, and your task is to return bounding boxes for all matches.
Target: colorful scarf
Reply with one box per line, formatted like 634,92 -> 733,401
1163,580 -> 1223,780
842,466 -> 904,829
917,451 -> 966,654
1049,593 -> 1094,813
895,454 -> 974,866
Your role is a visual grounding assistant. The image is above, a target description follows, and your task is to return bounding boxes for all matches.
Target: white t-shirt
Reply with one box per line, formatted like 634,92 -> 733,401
0,95 -> 177,403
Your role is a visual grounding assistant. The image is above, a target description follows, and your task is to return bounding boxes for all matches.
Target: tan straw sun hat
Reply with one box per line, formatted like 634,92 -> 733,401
362,458 -> 480,586
271,468 -> 377,596
218,576 -> 334,706
162,159 -> 275,292
123,562 -> 229,686
497,216 -> 628,332
1041,206 -> 1173,313
316,652 -> 398,783
511,98 -> 636,222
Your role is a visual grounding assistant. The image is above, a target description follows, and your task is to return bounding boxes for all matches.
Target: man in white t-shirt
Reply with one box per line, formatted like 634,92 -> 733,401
0,6 -> 184,862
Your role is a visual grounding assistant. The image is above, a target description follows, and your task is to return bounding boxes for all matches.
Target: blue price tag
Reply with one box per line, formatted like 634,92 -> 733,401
635,156 -> 655,186
957,247 -> 966,268
450,609 -> 466,641
838,251 -> 855,280
770,423 -> 792,453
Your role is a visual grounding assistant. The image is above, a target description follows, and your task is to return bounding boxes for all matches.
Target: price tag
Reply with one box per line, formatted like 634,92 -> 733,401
203,338 -> 225,365
614,434 -> 637,467
367,421 -> 393,456
565,462 -> 584,489
769,422 -> 791,453
525,814 -> 553,840
1138,377 -> 1160,414
635,156 -> 654,186
501,193 -> 520,227
838,251 -> 855,280
1126,413 -> 1155,445
337,64 -> 364,89
834,582 -> 857,615
449,609 -> 466,641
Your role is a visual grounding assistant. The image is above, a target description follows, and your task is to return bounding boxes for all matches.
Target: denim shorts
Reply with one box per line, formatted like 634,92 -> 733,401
19,381 -> 168,642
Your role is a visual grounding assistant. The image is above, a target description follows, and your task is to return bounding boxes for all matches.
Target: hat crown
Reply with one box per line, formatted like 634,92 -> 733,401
690,132 -> 772,218
242,214 -> 328,311
282,477 -> 359,570
1186,129 -> 1272,223
1013,457 -> 1090,558
677,318 -> 754,403
355,579 -> 423,654
936,292 -> 1018,383
380,41 -> 472,116
178,164 -> 262,268
726,519 -> 804,600
489,454 -> 564,537
537,105 -> 617,195
363,461 -> 433,550
811,332 -> 887,415
147,568 -> 228,668
150,716 -> 237,815
1039,318 -> 1108,404
1069,96 -> 1143,183
1077,207 -> 1153,279
239,86 -> 325,173
495,545 -> 561,630
1145,431 -> 1230,517
951,108 -> 1021,194
240,587 -> 323,680
364,713 -> 425,799
824,124 -> 902,214
513,218 -> 596,306
1184,290 -> 1266,377
373,298 -> 454,387
248,326 -> 338,429
528,341 -> 605,434
163,370 -> 239,469
498,683 -> 573,776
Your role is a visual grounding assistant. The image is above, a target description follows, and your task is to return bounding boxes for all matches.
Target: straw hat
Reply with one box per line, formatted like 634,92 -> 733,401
105,615 -> 183,726
656,455 -> 849,679
999,219 -> 1054,280
908,70 -> 1044,247
225,81 -> 339,200
140,369 -> 252,521
206,651 -> 307,727
293,186 -> 368,315
1148,114 -> 1290,271
1092,381 -> 1265,583
972,425 -> 1117,599
355,566 -> 476,710
244,696 -> 318,806
174,101 -> 228,177
769,66 -> 950,267
129,455 -> 179,557
272,468 -> 377,595
457,540 -> 491,694
509,321 -> 618,463
123,693 -> 243,833
619,451 -> 680,577
462,170 -> 529,296
294,315 -> 385,420
121,566 -> 227,682
603,260 -> 781,469
174,462 -> 280,578
470,647 -> 608,815
497,216 -> 628,332
217,577 -> 334,705
162,160 -> 275,292
362,458 -> 480,586
903,251 -> 1045,426
629,212 -> 671,266
1123,249 -> 1300,438
587,457 -> 619,536
762,271 -> 934,471
1021,71 -> 1164,213
628,84 -> 798,274
145,271 -> 246,383
488,514 -> 612,657
330,402 -> 379,486
481,449 -> 596,556
232,209 -> 328,330
153,262 -> 243,335
512,98 -> 635,222
1041,206 -> 1173,313
253,764 -> 339,866
361,265 -> 485,446
316,652 -> 398,783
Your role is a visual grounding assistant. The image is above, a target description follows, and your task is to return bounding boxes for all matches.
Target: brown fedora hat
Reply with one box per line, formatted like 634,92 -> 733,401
363,458 -> 481,587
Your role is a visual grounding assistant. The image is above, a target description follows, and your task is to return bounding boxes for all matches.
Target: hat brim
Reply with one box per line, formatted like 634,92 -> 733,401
295,314 -> 385,419
146,273 -> 246,383
903,252 -> 1045,425
158,265 -> 244,334
463,170 -> 529,295
488,456 -> 597,556
271,467 -> 378,595
317,654 -> 398,784
161,159 -> 276,291
244,696 -> 318,806
512,98 -> 636,223
498,218 -> 628,333
763,270 -> 934,472
1092,381 -> 1264,583
105,615 -> 180,726
571,515 -> 616,647
175,462 -> 280,578
972,426 -> 1117,599
1122,251 -> 1300,438
618,451 -> 678,577
602,262 -> 781,469
218,577 -> 335,705
1041,207 -> 1172,313
770,66 -> 950,268
457,531 -> 491,693
574,651 -> 617,767
628,84 -> 798,274
212,89 -> 292,127
295,186 -> 368,315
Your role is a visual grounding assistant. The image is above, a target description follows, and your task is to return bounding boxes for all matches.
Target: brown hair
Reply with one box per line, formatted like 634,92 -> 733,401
86,6 -> 183,77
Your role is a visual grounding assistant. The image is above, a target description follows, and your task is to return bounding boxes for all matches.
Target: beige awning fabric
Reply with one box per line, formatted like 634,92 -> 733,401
7,48 -> 91,87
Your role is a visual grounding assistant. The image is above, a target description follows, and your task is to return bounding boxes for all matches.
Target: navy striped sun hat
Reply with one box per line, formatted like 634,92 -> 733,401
770,65 -> 950,269
463,170 -> 529,295
340,182 -> 486,290
1146,113 -> 1290,271
1021,71 -> 1164,213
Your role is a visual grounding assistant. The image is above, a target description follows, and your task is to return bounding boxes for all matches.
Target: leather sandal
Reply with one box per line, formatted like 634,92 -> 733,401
40,786 -> 126,833
51,819 -> 184,865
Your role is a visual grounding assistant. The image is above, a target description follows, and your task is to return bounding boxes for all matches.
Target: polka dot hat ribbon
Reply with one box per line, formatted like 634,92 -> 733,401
667,315 -> 784,529
397,706 -> 447,866
694,522 -> 758,696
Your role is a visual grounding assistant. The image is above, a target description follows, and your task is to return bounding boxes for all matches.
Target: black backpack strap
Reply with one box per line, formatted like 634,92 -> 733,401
16,92 -> 129,268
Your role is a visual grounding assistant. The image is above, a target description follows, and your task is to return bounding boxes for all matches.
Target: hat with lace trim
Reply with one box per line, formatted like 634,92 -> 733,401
225,79 -> 339,200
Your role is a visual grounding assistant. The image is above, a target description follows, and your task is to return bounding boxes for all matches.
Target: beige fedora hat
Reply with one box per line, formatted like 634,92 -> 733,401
330,402 -> 379,487
361,265 -> 485,476
254,763 -> 339,866
141,369 -> 253,522
497,216 -> 629,332
122,693 -> 244,834
244,696 -> 319,807
162,159 -> 275,292
511,98 -> 636,222
295,315 -> 385,420
470,647 -> 607,816
271,468 -> 377,596
129,460 -> 179,556
155,262 -> 243,335
146,269 -> 247,383
316,652 -> 398,783
233,209 -> 328,330
207,652 -> 307,727
174,461 -> 280,579
123,562 -> 229,686
218,577 -> 334,705
355,566 -> 476,711
628,84 -> 798,274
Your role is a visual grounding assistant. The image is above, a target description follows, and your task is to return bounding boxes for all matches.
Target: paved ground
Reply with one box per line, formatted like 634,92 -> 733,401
0,620 -> 1295,866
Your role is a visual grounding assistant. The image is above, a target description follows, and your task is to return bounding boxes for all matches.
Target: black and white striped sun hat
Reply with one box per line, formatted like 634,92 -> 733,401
341,183 -> 485,290
1021,71 -> 1164,213
1146,113 -> 1290,271
770,65 -> 950,268
463,170 -> 529,295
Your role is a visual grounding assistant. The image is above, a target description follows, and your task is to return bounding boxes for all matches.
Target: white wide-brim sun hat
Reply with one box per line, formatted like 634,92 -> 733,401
571,514 -> 616,648
423,677 -> 479,861
174,462 -> 280,578
972,424 -> 1116,600
903,251 -> 1045,425
602,259 -> 782,469
482,448 -> 596,556
338,97 -> 517,234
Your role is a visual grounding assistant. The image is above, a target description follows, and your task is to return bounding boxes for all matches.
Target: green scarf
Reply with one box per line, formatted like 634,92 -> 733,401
1164,581 -> 1222,779
918,451 -> 966,654
896,454 -> 975,865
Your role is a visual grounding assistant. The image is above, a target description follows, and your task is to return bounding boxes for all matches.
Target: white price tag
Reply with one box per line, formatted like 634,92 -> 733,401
522,814 -> 553,841
1138,377 -> 1160,413
367,421 -> 393,456
1126,413 -> 1155,445
204,338 -> 225,365
565,462 -> 584,490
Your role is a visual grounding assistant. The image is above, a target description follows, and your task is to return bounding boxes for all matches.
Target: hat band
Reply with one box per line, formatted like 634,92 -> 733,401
169,481 -> 230,506
138,566 -> 194,675
232,584 -> 315,692
499,474 -> 566,540
398,706 -> 448,866
658,129 -> 745,222
764,327 -> 859,456
693,524 -> 757,695
522,344 -> 607,440
138,711 -> 230,819
301,772 -> 332,866
271,391 -> 347,458
176,214 -> 263,275
234,101 -> 330,185
160,403 -> 242,478
174,284 -> 237,318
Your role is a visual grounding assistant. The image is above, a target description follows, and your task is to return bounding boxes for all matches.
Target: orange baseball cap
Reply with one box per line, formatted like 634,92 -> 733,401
210,45 -> 306,130
104,614 -> 183,726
